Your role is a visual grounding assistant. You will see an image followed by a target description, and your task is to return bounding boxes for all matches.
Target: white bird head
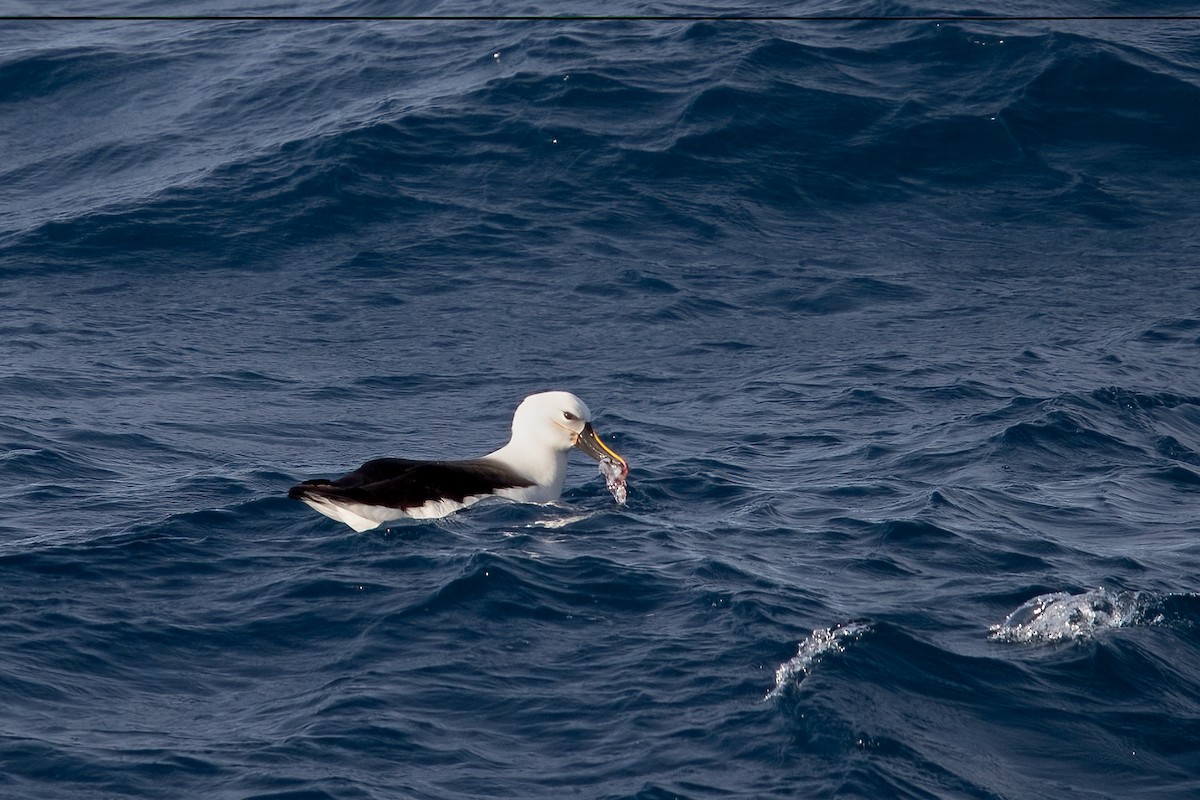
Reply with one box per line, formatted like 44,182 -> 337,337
510,391 -> 626,468
510,391 -> 593,451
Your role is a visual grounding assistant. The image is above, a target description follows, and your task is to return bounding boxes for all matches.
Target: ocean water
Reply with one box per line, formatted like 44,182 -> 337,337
3,2 -> 1200,798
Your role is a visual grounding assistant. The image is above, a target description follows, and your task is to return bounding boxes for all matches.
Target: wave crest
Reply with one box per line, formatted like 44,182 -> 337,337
989,588 -> 1152,644
767,622 -> 870,700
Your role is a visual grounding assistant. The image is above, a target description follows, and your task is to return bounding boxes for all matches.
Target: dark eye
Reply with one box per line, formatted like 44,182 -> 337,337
563,411 -> 578,421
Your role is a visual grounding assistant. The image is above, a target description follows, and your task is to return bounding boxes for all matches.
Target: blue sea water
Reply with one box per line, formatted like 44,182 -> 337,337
3,1 -> 1200,797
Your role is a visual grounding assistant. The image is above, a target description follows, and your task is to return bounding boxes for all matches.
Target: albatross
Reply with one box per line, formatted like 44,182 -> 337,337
288,390 -> 627,531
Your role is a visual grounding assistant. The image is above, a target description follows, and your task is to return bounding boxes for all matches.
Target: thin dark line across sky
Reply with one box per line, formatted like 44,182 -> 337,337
2,14 -> 1199,23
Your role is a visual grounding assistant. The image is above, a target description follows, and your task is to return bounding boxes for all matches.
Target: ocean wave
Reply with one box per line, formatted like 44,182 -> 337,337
767,621 -> 870,699
994,409 -> 1143,465
988,587 -> 1185,644
5,8 -> 1200,798
1008,36 -> 1200,156
414,551 -> 674,620
751,275 -> 925,316
8,15 -> 1199,273
1138,316 -> 1200,344
0,44 -> 177,104
881,384 -> 1200,487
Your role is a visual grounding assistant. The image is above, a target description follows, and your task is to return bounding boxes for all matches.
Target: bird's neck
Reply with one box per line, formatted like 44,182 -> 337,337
486,439 -> 568,493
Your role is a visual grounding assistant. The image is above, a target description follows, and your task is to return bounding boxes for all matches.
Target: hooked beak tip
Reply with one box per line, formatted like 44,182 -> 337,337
575,422 -> 627,470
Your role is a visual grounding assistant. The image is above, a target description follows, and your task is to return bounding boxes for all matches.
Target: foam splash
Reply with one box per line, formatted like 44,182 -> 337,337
767,622 -> 870,700
530,513 -> 592,529
989,588 -> 1150,644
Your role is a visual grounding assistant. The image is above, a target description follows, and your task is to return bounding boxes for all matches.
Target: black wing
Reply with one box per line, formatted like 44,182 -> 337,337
288,457 -> 533,510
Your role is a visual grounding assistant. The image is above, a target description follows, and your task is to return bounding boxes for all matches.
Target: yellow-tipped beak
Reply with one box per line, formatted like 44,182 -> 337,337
574,422 -> 628,475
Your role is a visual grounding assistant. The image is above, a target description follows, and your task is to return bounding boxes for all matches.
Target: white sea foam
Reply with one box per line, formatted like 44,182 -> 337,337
529,513 -> 592,529
989,588 -> 1151,644
767,622 -> 870,700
